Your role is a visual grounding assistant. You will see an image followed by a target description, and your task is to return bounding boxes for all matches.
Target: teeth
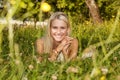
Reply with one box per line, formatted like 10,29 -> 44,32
56,36 -> 61,37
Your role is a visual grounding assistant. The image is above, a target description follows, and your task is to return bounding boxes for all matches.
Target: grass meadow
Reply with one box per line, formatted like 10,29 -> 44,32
0,2 -> 120,79
0,15 -> 120,80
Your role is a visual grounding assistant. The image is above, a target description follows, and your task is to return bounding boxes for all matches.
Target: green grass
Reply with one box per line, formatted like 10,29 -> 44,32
0,17 -> 120,80
0,5 -> 120,79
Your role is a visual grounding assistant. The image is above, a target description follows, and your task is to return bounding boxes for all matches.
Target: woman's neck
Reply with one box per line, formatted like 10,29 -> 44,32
53,40 -> 61,48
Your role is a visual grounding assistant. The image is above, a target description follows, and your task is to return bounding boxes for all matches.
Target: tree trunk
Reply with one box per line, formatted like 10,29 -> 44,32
85,0 -> 102,24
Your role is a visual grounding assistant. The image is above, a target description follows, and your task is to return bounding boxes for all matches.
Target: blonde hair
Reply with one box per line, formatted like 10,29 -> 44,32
43,12 -> 70,53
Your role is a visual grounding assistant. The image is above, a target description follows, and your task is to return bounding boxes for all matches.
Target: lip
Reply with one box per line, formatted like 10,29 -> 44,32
53,35 -> 63,41
55,36 -> 62,38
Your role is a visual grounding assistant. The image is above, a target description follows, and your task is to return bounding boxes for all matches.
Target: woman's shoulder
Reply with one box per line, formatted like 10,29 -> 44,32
72,38 -> 78,44
36,37 -> 45,44
69,37 -> 78,51
69,38 -> 78,48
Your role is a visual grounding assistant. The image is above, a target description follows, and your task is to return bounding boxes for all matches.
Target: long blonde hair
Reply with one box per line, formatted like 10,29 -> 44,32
43,12 -> 71,53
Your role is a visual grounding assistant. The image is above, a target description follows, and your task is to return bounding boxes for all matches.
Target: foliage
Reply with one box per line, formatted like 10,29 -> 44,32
2,26 -> 45,60
0,0 -> 120,21
97,0 -> 120,20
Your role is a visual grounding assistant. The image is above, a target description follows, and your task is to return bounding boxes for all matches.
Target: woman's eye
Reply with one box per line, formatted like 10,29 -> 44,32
61,27 -> 66,29
52,26 -> 57,29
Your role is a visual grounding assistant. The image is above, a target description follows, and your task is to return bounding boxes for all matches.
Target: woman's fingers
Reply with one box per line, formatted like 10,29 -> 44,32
66,36 -> 73,41
63,36 -> 73,44
65,36 -> 73,44
57,36 -> 73,52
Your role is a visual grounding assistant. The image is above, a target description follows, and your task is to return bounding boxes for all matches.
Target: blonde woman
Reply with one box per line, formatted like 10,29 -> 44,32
36,12 -> 78,62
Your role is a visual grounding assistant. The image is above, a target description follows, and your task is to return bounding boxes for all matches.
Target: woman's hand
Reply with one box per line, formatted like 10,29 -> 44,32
57,36 -> 73,55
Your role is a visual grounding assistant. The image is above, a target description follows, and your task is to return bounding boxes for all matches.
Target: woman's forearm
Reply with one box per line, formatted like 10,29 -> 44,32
69,52 -> 77,60
48,49 -> 59,61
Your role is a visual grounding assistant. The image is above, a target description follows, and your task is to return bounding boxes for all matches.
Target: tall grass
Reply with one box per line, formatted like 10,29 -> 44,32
0,1 -> 120,80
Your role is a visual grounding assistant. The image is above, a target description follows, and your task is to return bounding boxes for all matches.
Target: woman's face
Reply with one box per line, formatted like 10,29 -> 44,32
51,19 -> 68,42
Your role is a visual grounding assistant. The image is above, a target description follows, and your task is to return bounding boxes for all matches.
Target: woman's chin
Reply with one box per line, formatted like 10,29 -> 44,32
55,39 -> 62,42
54,38 -> 62,42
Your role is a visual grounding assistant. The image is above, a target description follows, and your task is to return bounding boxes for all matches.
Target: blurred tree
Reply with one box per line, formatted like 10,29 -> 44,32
85,0 -> 102,24
0,0 -> 119,22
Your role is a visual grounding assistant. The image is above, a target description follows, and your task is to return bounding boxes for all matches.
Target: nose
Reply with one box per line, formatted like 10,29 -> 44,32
57,28 -> 61,34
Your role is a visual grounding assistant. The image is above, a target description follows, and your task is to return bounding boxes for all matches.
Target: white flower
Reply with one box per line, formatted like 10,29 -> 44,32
22,77 -> 28,80
66,66 -> 78,73
15,60 -> 20,65
28,64 -> 34,70
51,74 -> 57,80
82,45 -> 96,59
101,67 -> 108,75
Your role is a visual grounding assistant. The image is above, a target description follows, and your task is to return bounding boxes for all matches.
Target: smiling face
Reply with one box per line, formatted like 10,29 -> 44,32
50,19 -> 68,42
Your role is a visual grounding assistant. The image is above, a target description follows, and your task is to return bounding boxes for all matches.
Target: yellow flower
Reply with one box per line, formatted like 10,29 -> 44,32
20,1 -> 27,9
41,2 -> 51,12
9,0 -> 16,5
100,76 -> 106,80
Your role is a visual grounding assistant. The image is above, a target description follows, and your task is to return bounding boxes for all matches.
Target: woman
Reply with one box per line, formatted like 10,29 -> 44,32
36,12 -> 78,62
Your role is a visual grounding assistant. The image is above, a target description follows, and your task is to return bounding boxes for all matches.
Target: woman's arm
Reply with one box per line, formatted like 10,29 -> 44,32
60,36 -> 78,61
69,38 -> 78,60
48,36 -> 73,62
36,39 -> 44,61
36,38 -> 59,62
48,49 -> 59,62
48,37 -> 79,62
